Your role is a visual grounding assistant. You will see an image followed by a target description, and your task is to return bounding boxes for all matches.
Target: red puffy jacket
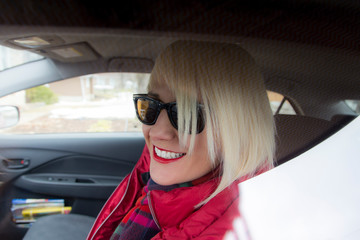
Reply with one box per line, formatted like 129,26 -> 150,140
87,146 -> 247,240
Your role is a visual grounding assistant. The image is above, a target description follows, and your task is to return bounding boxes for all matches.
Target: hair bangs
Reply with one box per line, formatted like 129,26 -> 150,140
149,45 -> 200,154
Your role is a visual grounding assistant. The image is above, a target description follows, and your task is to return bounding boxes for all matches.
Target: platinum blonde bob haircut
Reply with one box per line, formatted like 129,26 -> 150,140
148,40 -> 275,205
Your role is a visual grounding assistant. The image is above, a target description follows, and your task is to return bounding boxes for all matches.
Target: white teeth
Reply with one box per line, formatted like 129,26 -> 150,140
154,147 -> 185,159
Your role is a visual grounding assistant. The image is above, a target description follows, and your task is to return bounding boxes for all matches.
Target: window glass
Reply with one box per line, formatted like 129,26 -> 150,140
0,46 -> 43,71
267,91 -> 296,115
345,100 -> 360,115
0,72 -> 150,134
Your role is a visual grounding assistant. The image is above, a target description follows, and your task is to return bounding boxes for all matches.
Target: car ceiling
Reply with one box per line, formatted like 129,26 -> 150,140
0,0 -> 360,102
1,0 -> 359,49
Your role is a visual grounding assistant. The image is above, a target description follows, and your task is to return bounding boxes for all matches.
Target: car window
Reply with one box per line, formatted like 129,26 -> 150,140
267,91 -> 296,115
0,72 -> 150,134
345,100 -> 360,115
0,84 -> 295,134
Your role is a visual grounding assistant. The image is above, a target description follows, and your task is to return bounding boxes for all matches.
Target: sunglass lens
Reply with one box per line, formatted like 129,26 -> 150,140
196,110 -> 205,133
170,105 -> 205,134
137,98 -> 158,124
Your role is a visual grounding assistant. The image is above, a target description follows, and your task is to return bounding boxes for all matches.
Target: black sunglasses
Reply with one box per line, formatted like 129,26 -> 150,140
133,94 -> 205,134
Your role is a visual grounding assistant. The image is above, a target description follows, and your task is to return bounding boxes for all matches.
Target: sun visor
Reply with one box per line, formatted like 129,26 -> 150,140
8,35 -> 65,49
6,36 -> 99,63
108,58 -> 154,73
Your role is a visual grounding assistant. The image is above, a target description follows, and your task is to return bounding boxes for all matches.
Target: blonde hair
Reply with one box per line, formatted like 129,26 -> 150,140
148,41 -> 275,205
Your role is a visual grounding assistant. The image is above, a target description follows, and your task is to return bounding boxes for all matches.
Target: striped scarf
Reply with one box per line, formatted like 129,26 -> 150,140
110,182 -> 159,240
110,171 -> 217,240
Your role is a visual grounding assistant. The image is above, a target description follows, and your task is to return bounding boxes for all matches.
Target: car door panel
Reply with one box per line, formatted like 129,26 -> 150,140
0,132 -> 145,171
0,132 -> 145,238
0,133 -> 145,191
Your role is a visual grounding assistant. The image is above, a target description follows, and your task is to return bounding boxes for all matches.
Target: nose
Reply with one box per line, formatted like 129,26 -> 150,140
149,109 -> 177,141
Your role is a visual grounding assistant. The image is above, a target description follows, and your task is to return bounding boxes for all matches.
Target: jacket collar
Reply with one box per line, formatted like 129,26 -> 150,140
148,178 -> 217,228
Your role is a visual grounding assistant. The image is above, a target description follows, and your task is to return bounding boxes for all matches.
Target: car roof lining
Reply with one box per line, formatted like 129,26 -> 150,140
1,0 -> 359,48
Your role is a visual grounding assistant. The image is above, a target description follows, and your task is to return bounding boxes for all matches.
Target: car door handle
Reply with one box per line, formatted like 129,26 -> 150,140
2,158 -> 30,169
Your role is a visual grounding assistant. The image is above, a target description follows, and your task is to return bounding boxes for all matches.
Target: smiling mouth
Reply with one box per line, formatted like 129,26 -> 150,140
153,146 -> 186,164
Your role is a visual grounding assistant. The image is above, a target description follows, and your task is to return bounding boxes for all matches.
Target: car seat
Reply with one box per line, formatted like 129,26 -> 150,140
22,214 -> 95,240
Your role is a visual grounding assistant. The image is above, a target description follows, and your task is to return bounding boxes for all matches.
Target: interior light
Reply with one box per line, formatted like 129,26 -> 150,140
13,37 -> 50,47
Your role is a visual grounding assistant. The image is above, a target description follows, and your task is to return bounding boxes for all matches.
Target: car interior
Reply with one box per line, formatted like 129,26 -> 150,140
0,0 -> 359,239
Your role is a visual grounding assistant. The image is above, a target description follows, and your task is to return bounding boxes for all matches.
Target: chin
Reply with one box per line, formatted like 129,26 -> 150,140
149,161 -> 174,186
150,173 -> 178,186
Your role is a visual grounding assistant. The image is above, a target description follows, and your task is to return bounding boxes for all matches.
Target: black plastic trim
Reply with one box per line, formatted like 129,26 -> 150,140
14,173 -> 122,200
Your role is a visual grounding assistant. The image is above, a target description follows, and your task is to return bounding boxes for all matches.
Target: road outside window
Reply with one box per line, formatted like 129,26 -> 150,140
0,72 -> 150,134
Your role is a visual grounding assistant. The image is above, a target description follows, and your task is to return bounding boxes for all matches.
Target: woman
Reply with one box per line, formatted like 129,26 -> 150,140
87,41 -> 275,240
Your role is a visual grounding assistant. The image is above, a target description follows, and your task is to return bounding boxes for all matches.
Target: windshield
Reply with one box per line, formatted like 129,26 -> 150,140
0,45 -> 43,71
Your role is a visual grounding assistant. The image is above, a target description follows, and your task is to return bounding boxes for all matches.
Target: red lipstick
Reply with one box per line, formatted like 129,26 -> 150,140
152,145 -> 186,164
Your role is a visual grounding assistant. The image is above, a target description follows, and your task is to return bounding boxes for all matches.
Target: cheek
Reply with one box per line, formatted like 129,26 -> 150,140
191,130 -> 208,156
142,124 -> 151,141
142,125 -> 152,154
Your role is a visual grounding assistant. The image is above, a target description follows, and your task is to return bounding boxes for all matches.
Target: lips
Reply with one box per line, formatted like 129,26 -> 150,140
152,145 -> 186,164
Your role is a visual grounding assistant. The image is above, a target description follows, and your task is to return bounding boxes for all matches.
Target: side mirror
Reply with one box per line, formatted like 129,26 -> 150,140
0,106 -> 20,129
